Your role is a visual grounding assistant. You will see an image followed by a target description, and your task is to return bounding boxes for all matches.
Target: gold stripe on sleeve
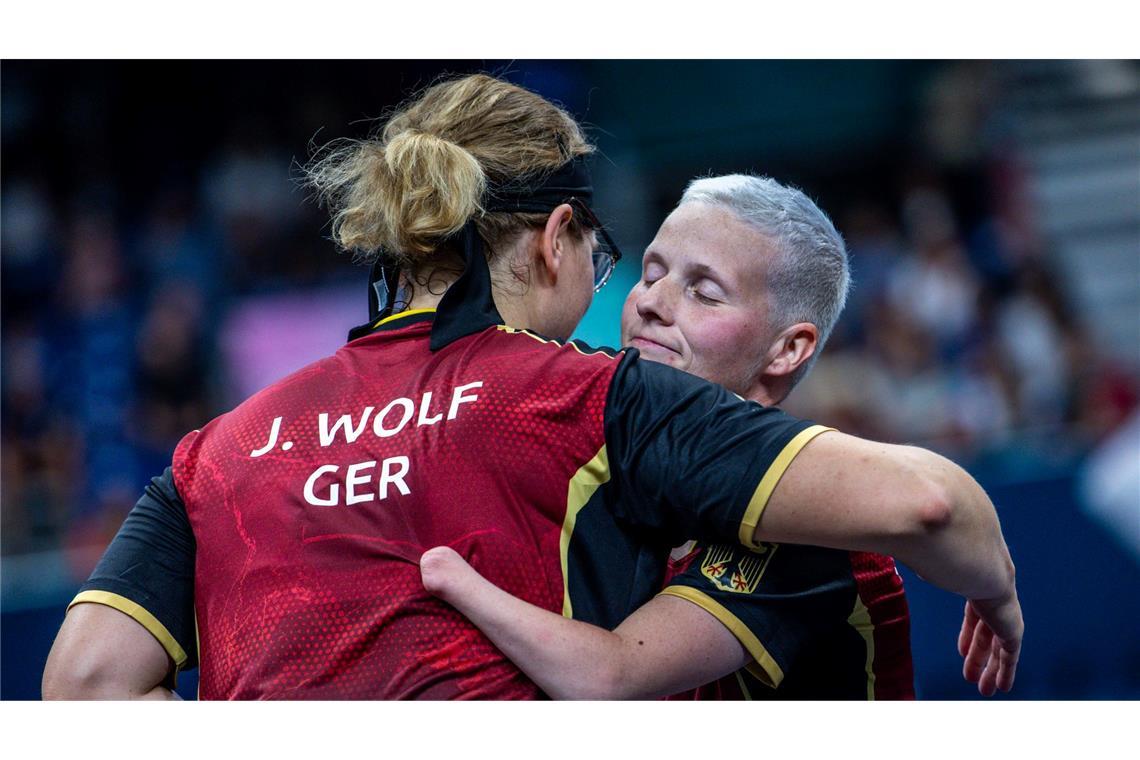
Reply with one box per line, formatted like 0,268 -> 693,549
560,445 -> 611,618
738,424 -> 834,549
658,584 -> 784,689
68,590 -> 189,668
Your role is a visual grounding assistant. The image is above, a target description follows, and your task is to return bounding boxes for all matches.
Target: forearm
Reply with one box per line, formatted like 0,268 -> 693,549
754,433 -> 1022,694
427,561 -> 635,699
420,549 -> 749,699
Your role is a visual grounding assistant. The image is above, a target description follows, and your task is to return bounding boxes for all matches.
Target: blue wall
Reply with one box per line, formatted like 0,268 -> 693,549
902,473 -> 1140,699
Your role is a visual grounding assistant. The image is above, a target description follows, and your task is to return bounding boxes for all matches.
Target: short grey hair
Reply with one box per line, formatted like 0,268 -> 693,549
679,174 -> 850,387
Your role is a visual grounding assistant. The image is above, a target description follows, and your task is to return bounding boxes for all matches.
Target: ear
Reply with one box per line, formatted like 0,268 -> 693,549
537,204 -> 575,285
763,322 -> 819,379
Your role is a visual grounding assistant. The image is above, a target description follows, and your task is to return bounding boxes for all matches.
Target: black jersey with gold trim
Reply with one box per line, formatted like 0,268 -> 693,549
69,311 -> 824,698
71,468 -> 197,684
662,542 -> 915,700
564,356 -> 826,629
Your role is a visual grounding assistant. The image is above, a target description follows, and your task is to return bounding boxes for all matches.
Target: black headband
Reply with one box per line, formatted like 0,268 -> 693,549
483,154 -> 594,214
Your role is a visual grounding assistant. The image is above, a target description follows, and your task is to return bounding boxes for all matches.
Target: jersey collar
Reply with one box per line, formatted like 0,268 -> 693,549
346,220 -> 504,349
347,308 -> 437,340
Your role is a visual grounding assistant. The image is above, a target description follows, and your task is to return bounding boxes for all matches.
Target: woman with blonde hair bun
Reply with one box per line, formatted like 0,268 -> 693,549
45,73 -> 1018,700
305,72 -> 616,345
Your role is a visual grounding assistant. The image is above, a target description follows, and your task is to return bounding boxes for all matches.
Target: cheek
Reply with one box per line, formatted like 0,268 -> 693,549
578,251 -> 595,307
568,288 -> 592,336
571,254 -> 594,312
686,315 -> 758,372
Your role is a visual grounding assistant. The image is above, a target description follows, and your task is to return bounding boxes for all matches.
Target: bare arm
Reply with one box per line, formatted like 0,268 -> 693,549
42,468 -> 195,700
420,547 -> 747,699
42,603 -> 179,700
757,431 -> 1022,694
757,432 -> 1012,599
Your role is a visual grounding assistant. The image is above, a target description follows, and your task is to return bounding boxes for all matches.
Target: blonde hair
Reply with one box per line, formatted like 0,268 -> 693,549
305,74 -> 594,267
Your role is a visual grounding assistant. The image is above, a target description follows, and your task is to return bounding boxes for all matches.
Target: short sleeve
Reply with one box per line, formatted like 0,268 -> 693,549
659,542 -> 858,688
602,352 -> 832,548
69,467 -> 199,675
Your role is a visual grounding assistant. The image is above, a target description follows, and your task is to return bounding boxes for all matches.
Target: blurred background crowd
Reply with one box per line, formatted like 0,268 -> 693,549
2,59 -> 1138,699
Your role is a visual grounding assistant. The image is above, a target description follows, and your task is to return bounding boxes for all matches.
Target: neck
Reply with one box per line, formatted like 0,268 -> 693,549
491,291 -> 529,330
404,265 -> 461,311
745,376 -> 790,408
404,259 -> 533,333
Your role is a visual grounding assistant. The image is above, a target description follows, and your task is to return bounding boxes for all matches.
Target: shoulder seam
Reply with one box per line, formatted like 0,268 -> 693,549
494,325 -> 621,359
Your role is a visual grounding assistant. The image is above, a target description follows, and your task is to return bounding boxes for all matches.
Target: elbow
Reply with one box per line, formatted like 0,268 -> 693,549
549,659 -> 629,701
42,648 -> 123,700
545,642 -> 634,700
42,660 -> 94,701
915,480 -> 954,535
888,470 -> 954,545
589,657 -> 634,700
900,447 -> 956,538
858,445 -> 956,547
878,478 -> 958,582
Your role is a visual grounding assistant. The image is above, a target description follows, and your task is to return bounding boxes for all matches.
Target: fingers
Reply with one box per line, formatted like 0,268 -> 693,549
995,638 -> 1021,693
966,592 -> 1023,695
958,602 -> 979,658
963,619 -> 994,690
981,633 -> 1023,696
978,635 -> 1001,697
960,601 -> 985,686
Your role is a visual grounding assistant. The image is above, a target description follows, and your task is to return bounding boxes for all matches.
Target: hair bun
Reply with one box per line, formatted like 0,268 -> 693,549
304,73 -> 594,264
381,129 -> 486,256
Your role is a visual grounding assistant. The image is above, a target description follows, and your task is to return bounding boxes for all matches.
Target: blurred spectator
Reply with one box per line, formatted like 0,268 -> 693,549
1,178 -> 60,319
838,200 -> 905,342
996,262 -> 1073,425
922,61 -> 995,169
0,320 -> 79,555
130,282 -> 212,474
54,212 -> 139,553
200,121 -> 301,291
133,184 -> 225,307
889,186 -> 980,358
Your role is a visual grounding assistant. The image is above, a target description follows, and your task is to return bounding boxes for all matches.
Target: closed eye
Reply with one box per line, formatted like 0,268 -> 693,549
643,260 -> 666,284
691,291 -> 716,305
691,279 -> 727,304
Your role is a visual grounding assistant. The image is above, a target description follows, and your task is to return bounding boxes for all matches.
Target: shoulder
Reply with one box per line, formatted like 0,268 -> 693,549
465,326 -> 628,391
491,325 -> 623,360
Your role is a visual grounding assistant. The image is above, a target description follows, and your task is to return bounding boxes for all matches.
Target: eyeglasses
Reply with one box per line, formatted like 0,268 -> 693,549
567,197 -> 623,292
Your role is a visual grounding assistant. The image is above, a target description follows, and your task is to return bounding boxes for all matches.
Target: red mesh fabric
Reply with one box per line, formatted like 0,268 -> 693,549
173,323 -> 616,699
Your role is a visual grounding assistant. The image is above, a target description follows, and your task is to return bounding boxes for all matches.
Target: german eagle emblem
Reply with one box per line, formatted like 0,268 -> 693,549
699,543 -> 776,594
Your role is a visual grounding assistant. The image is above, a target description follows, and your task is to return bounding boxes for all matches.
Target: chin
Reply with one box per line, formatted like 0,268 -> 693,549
634,345 -> 683,368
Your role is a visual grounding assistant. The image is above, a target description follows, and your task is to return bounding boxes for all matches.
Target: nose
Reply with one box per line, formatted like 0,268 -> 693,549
635,277 -> 675,325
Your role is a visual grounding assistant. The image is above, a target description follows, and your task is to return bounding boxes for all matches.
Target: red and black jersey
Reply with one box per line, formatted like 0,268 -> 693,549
662,543 -> 915,700
72,309 -> 827,699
